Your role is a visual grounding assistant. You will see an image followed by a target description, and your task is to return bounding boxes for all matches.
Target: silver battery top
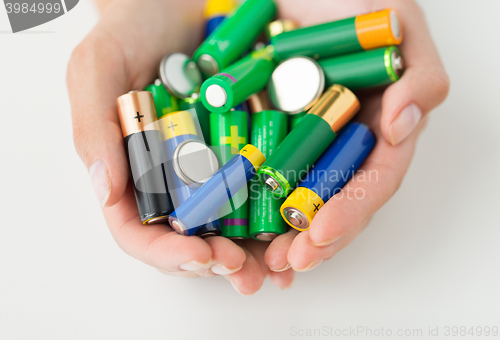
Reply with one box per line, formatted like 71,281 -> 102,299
159,53 -> 202,99
391,49 -> 404,78
197,54 -> 219,76
255,232 -> 278,242
282,207 -> 309,230
268,56 -> 325,114
172,140 -> 219,186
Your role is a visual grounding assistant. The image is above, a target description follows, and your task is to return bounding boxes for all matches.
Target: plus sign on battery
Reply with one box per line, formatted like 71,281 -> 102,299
134,112 -> 144,122
220,125 -> 246,154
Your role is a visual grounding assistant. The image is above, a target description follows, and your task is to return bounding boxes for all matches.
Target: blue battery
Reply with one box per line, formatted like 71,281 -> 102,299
159,111 -> 222,237
280,122 -> 376,231
168,144 -> 265,236
203,0 -> 237,38
205,16 -> 226,38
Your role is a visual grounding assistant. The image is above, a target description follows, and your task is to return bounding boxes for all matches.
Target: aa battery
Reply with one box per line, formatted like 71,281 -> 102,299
159,53 -> 202,99
271,8 -> 402,62
258,85 -> 360,197
318,46 -> 404,90
203,0 -> 238,38
200,45 -> 277,113
268,56 -> 325,114
168,144 -> 265,236
159,110 -> 221,237
281,122 -> 375,231
289,111 -> 306,130
117,91 -> 174,224
249,110 -> 288,241
247,90 -> 272,114
193,0 -> 277,76
145,79 -> 179,119
179,94 -> 211,143
210,110 -> 250,239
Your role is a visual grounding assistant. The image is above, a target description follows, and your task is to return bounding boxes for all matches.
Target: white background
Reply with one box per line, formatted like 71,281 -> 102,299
1,1 -> 499,339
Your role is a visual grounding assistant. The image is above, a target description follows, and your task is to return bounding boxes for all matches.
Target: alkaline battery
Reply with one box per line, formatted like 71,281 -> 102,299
117,91 -> 174,224
268,56 -> 325,114
281,122 -> 375,231
203,0 -> 238,38
265,19 -> 297,41
179,94 -> 211,143
145,79 -> 179,119
200,45 -> 277,113
318,46 -> 404,90
168,145 -> 265,236
249,110 -> 288,241
247,90 -> 272,114
210,110 -> 250,239
159,53 -> 202,99
271,8 -> 402,62
193,0 -> 277,76
289,111 -> 306,130
258,85 -> 359,197
159,110 -> 221,237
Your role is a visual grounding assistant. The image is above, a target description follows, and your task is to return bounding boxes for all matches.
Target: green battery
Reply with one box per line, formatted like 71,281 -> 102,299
258,85 -> 360,197
193,0 -> 277,76
144,79 -> 179,119
318,46 -> 404,90
271,8 -> 402,62
210,110 -> 250,239
289,111 -> 306,130
249,110 -> 288,241
179,94 -> 211,143
200,46 -> 277,113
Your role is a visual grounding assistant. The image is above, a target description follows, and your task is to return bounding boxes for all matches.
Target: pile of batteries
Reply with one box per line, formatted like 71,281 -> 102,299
116,0 -> 404,241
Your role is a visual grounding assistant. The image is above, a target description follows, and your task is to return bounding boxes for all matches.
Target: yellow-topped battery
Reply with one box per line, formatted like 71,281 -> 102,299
158,110 -> 198,140
204,0 -> 238,18
280,187 -> 324,231
240,144 -> 266,171
355,8 -> 403,50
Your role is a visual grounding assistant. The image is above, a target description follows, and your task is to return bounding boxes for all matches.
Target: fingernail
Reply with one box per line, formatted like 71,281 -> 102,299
270,263 -> 291,272
223,275 -> 254,296
310,236 -> 342,247
179,260 -> 212,272
389,103 -> 422,146
293,259 -> 323,272
210,263 -> 242,275
89,160 -> 111,207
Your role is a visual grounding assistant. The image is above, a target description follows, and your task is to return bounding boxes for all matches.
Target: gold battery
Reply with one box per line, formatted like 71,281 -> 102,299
117,91 -> 159,137
308,84 -> 360,133
247,90 -> 272,113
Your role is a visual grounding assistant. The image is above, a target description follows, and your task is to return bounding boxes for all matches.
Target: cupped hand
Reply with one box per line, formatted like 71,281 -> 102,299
67,0 -> 291,295
265,0 -> 449,273
67,0 -> 449,295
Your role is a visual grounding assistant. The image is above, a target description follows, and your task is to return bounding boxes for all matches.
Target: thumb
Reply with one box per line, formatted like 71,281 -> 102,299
380,1 -> 450,146
67,35 -> 130,207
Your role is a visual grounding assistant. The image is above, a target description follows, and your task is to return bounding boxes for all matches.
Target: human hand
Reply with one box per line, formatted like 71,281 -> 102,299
67,0 -> 292,295
67,0 -> 449,295
265,0 -> 449,273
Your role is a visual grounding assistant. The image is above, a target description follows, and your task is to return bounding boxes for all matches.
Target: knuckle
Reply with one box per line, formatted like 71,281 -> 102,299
67,38 -> 99,84
433,68 -> 451,99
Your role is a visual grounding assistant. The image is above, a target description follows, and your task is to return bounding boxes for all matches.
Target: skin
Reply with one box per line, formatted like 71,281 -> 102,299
67,0 -> 449,294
